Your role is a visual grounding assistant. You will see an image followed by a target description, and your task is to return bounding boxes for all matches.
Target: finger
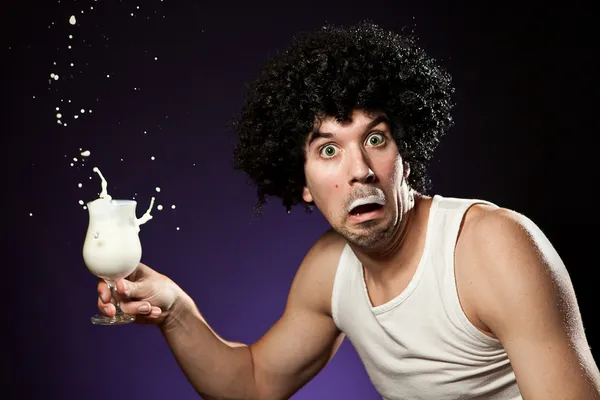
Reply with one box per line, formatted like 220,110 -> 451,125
146,306 -> 162,318
98,298 -> 116,317
116,278 -> 153,300
97,280 -> 111,303
118,300 -> 153,315
115,278 -> 135,297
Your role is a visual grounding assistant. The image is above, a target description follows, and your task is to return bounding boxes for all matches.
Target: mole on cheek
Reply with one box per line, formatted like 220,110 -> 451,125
335,184 -> 339,188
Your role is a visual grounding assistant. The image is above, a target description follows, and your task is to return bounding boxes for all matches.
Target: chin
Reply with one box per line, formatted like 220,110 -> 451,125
340,216 -> 395,249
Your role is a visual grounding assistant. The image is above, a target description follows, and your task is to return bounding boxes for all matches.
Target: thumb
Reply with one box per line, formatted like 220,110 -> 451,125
116,278 -> 150,300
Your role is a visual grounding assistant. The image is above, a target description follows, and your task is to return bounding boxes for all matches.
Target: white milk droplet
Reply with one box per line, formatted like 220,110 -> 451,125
150,156 -> 155,160
74,115 -> 79,119
56,113 -> 62,119
70,63 -> 74,67
54,74 -> 59,80
155,187 -> 161,192
83,206 -> 87,210
81,150 -> 90,157
69,34 -> 73,39
56,107 -> 60,111
70,163 -> 74,166
73,157 -> 78,162
176,227 -> 180,231
157,205 -> 163,211
80,109 -> 85,113
29,213 -> 33,217
69,15 -> 77,25
78,200 -> 84,205
78,183 -> 82,188
50,73 -> 55,78
171,205 -> 176,209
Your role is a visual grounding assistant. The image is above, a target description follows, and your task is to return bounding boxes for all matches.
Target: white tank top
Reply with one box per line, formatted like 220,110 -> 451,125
331,195 -> 522,400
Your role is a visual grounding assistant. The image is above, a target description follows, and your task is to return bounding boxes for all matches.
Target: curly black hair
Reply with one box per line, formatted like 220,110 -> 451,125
232,21 -> 455,215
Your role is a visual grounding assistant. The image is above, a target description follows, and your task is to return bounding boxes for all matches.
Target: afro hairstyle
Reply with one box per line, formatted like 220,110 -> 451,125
232,21 -> 455,215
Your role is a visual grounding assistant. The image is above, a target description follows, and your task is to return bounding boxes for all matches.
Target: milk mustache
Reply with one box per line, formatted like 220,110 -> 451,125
82,167 -> 155,282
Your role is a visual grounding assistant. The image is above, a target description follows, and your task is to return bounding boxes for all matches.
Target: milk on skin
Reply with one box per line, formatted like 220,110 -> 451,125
82,167 -> 154,281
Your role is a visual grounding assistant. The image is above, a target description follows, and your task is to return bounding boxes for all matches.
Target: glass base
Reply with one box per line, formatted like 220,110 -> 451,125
91,313 -> 136,325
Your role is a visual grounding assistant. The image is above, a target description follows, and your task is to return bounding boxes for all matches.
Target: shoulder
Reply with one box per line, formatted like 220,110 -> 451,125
288,228 -> 347,316
457,202 -> 570,320
460,203 -> 555,265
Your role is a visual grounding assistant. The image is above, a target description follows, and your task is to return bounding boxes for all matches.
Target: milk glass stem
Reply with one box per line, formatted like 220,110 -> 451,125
90,279 -> 135,325
107,281 -> 124,317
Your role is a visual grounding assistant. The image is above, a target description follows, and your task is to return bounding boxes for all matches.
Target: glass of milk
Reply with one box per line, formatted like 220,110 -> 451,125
83,198 -> 146,325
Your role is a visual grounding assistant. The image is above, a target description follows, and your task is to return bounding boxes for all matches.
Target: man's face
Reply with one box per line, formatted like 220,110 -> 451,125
302,109 -> 410,249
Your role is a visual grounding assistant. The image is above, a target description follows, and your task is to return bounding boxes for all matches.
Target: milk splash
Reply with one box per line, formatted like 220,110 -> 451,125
92,167 -> 111,200
83,167 -> 156,287
91,166 -> 155,228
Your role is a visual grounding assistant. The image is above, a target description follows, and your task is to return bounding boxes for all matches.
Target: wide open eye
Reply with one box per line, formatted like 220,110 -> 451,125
320,144 -> 338,158
366,133 -> 385,147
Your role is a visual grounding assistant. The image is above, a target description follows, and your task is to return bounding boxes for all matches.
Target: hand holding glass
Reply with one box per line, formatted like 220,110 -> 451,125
83,198 -> 152,325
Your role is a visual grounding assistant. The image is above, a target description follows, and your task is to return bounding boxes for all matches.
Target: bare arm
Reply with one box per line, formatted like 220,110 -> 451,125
469,208 -> 600,399
160,229 -> 346,400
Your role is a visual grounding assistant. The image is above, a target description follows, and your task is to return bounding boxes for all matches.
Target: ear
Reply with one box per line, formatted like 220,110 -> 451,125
302,186 -> 314,203
403,161 -> 411,179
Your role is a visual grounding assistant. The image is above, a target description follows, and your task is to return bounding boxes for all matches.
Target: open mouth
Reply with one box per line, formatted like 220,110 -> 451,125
349,203 -> 383,216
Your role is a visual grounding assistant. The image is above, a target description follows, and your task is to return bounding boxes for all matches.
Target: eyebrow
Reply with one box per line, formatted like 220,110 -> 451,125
307,114 -> 390,148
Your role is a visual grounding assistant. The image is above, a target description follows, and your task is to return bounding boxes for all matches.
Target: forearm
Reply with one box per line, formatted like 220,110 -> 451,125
159,292 -> 259,400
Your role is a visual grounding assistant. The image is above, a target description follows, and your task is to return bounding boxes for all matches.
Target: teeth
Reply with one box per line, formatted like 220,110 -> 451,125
349,196 -> 385,213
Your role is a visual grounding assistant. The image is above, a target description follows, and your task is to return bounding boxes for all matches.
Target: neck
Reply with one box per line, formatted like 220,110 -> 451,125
351,194 -> 430,282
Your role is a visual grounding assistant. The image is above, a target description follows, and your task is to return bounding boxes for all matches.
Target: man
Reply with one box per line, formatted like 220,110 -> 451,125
98,22 -> 600,399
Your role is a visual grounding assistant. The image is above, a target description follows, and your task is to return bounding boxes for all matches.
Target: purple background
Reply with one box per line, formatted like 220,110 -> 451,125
4,1 -> 596,399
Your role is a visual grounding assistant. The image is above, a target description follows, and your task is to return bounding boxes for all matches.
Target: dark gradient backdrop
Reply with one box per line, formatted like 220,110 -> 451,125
3,1 -> 596,399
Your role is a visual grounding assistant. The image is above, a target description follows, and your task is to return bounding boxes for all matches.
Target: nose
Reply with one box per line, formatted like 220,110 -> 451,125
347,147 -> 376,185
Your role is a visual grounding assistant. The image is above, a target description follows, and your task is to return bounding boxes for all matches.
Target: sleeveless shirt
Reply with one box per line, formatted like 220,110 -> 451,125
331,195 -> 522,399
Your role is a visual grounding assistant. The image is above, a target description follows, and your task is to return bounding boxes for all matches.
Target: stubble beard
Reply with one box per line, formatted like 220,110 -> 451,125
338,211 -> 396,249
